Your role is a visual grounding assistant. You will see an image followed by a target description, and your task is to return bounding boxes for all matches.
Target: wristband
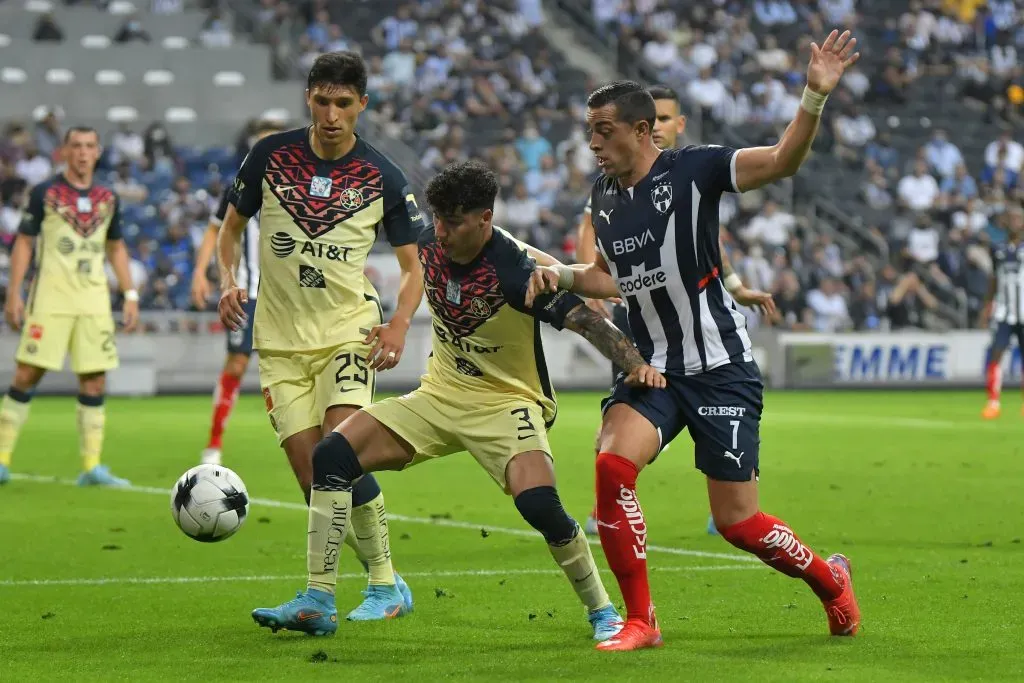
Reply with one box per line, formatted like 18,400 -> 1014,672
723,273 -> 743,293
553,264 -> 575,290
124,289 -> 139,303
800,86 -> 829,116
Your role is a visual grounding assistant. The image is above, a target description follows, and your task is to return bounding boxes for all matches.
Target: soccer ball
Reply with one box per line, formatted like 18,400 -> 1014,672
170,464 -> 249,542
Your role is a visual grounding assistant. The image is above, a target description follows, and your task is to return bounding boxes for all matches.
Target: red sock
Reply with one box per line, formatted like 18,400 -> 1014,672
987,361 -> 1002,402
208,372 -> 241,450
720,511 -> 843,601
595,452 -> 653,624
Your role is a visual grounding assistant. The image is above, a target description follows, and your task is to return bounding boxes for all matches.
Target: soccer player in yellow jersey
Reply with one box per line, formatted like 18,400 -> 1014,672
251,160 -> 664,642
217,52 -> 422,620
0,126 -> 139,486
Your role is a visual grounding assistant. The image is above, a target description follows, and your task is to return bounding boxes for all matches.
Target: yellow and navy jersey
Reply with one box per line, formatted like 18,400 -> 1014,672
18,174 -> 122,316
228,127 -> 424,352
418,225 -> 585,427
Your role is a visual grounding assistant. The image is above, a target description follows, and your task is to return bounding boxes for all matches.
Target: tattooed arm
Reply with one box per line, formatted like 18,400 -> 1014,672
562,303 -> 666,389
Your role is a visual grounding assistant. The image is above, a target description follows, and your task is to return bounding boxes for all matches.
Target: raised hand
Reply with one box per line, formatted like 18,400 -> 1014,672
807,29 -> 860,95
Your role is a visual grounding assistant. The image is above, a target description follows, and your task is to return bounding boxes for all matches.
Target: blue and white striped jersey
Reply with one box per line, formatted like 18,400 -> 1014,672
214,187 -> 260,299
590,146 -> 753,375
991,240 -> 1024,325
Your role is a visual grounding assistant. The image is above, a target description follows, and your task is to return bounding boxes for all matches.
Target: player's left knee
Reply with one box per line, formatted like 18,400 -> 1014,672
514,486 -> 577,546
311,432 -> 363,491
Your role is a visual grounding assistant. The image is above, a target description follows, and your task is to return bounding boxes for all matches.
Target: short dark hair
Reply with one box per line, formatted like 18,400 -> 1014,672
587,80 -> 656,130
425,160 -> 499,220
307,51 -> 368,96
646,84 -> 680,105
63,126 -> 99,144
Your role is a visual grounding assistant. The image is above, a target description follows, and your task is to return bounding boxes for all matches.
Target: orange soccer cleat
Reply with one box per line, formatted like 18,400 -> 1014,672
595,616 -> 663,652
822,554 -> 861,636
982,402 -> 1001,420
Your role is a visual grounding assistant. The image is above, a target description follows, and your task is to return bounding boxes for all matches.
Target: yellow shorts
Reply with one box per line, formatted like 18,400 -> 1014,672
363,386 -> 552,493
258,339 -> 375,444
15,313 -> 118,374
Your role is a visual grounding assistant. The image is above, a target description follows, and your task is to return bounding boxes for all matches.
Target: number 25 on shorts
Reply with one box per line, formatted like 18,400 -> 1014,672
334,352 -> 369,393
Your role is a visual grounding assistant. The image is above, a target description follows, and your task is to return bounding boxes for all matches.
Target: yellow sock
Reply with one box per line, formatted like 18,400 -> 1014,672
306,487 -> 352,596
350,492 -> 396,586
76,398 -> 106,473
548,527 -> 611,613
0,390 -> 32,467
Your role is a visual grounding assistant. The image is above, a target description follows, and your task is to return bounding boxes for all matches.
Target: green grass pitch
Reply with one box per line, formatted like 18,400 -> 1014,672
1,391 -> 1022,682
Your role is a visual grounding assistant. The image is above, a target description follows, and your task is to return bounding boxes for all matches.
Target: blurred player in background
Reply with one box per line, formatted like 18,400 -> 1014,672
191,120 -> 283,466
576,86 -> 774,537
528,30 -> 861,650
251,160 -> 664,640
0,127 -> 139,486
218,52 -> 422,620
980,204 -> 1024,419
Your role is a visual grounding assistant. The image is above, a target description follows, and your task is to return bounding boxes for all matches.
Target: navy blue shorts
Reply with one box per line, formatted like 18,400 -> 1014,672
990,322 -> 1024,357
226,297 -> 257,356
602,361 -> 763,482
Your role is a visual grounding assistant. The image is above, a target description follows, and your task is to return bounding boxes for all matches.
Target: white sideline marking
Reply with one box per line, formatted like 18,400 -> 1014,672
8,474 -> 759,564
0,565 -> 762,589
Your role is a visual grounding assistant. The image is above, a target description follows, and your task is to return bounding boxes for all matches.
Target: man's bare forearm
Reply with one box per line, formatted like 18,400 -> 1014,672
216,210 -> 246,289
563,304 -> 645,374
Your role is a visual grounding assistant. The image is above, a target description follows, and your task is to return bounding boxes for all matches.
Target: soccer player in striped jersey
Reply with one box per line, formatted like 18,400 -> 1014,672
577,86 -> 774,537
192,120 -> 283,466
981,205 -> 1024,419
528,30 -> 862,650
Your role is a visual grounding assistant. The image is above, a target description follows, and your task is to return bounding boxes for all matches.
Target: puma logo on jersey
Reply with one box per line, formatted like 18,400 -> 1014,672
598,209 -> 614,224
612,229 -> 656,255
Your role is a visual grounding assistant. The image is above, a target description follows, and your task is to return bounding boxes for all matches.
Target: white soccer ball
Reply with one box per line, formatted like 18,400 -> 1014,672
170,464 -> 249,542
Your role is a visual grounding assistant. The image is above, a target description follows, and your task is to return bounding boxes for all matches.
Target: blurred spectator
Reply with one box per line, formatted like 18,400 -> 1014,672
887,271 -> 939,329
807,277 -> 851,332
111,125 -> 146,166
898,160 -> 941,211
952,197 -> 989,233
515,124 -> 553,172
848,280 -> 883,330
110,161 -> 149,206
33,13 -> 64,42
772,270 -> 812,330
984,129 -> 1023,184
941,163 -> 979,198
905,215 -> 941,267
741,201 -> 796,249
925,129 -> 964,180
34,112 -> 62,161
15,145 -> 52,188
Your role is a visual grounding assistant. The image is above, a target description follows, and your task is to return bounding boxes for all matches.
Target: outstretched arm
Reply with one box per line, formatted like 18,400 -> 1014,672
734,30 -> 860,191
562,302 -> 665,389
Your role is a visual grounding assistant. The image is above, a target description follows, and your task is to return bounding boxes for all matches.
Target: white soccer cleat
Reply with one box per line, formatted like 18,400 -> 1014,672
200,448 -> 222,466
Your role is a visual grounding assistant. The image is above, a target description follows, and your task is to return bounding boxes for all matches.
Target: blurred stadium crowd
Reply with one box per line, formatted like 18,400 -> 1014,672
0,0 -> 1022,332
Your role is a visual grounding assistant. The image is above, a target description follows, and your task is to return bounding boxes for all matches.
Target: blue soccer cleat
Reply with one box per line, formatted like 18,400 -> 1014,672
588,604 -> 624,641
346,582 -> 410,621
0,463 -> 9,485
252,589 -> 338,636
77,465 -> 130,488
395,572 -> 414,613
707,514 -> 719,536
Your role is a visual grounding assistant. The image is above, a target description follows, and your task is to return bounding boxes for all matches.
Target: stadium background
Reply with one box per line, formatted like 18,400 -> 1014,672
0,0 -> 1021,392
